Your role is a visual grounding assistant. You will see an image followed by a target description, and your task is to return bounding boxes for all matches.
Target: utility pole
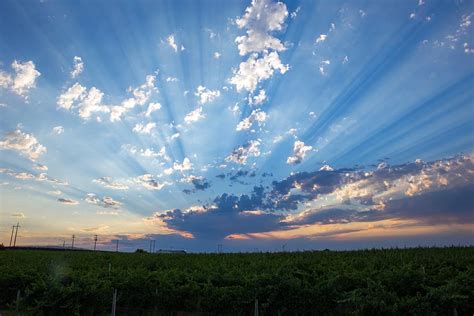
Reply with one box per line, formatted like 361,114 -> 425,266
111,288 -> 117,316
13,222 -> 20,247
152,240 -> 156,253
217,244 -> 223,254
94,235 -> 98,251
9,225 -> 15,247
149,239 -> 153,253
63,240 -> 66,249
71,234 -> 75,249
115,240 -> 119,252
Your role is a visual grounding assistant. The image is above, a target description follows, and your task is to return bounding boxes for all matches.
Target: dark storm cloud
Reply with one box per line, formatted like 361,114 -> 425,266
157,155 -> 474,240
183,177 -> 211,194
288,184 -> 474,227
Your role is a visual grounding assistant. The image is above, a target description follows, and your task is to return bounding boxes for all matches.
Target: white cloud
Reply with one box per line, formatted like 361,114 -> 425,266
77,87 -> 109,119
214,52 -> 221,59
0,167 -> 68,185
173,157 -> 193,172
135,174 -> 168,190
319,60 -> 330,75
410,13 -> 416,19
35,164 -> 48,171
52,126 -> 64,135
0,60 -> 41,98
225,140 -> 261,164
229,52 -> 288,92
57,83 -> 87,110
145,102 -> 162,117
195,85 -> 220,104
184,107 -> 205,124
236,108 -> 268,131
287,140 -> 312,165
0,129 -> 46,161
122,144 -> 171,161
273,135 -> 283,143
85,193 -> 122,209
315,34 -> 327,43
110,74 -> 156,122
71,56 -> 84,78
57,83 -> 109,120
166,77 -> 179,82
168,132 -> 180,142
133,122 -> 156,134
249,89 -> 266,105
234,0 -> 288,55
342,56 -> 349,64
167,35 -> 178,52
93,177 -> 129,190
290,6 -> 300,19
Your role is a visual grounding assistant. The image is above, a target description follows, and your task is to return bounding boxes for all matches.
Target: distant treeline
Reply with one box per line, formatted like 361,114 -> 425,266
0,247 -> 473,315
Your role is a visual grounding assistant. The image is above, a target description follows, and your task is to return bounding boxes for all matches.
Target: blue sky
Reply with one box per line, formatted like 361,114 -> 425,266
0,0 -> 473,252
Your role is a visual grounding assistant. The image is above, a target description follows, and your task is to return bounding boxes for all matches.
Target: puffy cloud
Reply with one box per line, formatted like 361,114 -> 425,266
287,140 -> 312,165
58,198 -> 79,205
213,52 -> 221,59
195,85 -> 220,104
71,56 -> 84,78
167,35 -> 178,52
174,157 -> 193,172
315,34 -> 327,43
135,174 -> 168,190
144,102 -> 162,117
122,144 -> 170,161
236,108 -> 268,131
0,129 -> 46,161
52,126 -> 64,135
234,0 -> 288,56
133,122 -> 156,134
0,60 -> 41,98
93,177 -> 129,190
57,83 -> 87,110
33,164 -> 48,172
249,89 -> 266,105
182,176 -> 211,194
229,52 -> 288,92
0,167 -> 68,185
57,84 -> 109,120
225,140 -> 261,164
110,74 -> 156,122
184,107 -> 205,124
85,193 -> 122,209
77,87 -> 109,119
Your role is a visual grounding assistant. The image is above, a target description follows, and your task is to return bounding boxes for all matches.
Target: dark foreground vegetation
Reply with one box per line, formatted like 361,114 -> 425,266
0,247 -> 473,315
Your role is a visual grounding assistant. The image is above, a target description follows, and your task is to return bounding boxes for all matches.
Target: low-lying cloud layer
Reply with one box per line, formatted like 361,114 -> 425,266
152,154 -> 474,240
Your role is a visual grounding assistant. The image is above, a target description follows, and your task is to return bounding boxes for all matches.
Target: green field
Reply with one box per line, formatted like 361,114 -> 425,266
1,247 -> 473,315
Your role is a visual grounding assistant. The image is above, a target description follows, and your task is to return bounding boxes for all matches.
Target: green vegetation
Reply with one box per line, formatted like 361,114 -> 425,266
0,247 -> 473,315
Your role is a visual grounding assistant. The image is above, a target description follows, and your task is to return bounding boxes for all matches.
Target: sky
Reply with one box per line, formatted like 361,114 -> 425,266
0,0 -> 473,252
